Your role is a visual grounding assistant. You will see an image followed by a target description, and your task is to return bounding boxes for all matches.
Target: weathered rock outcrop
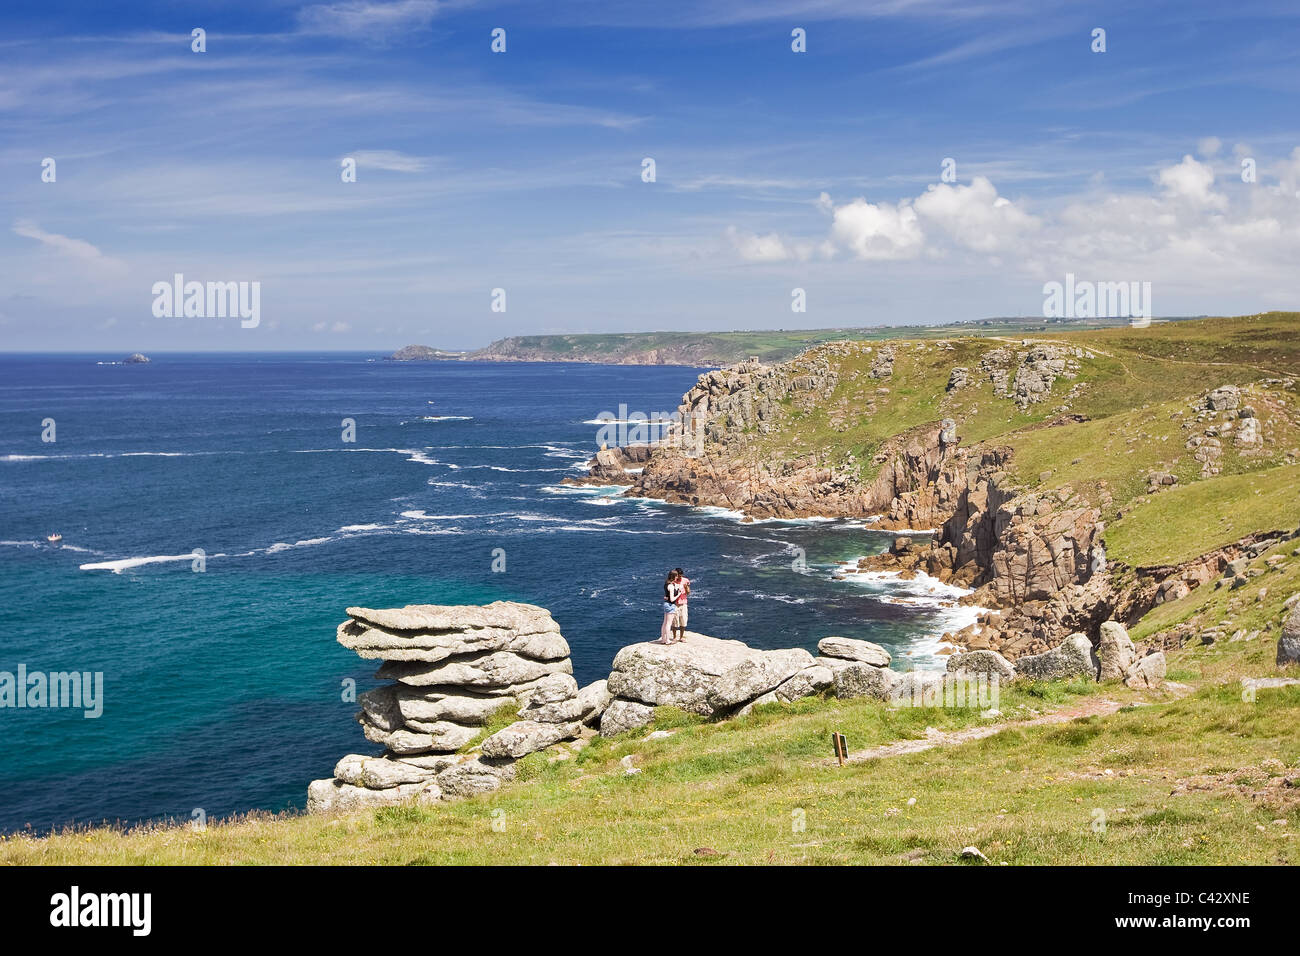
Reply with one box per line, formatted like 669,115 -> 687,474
946,649 -> 1016,682
1012,633 -> 1098,681
1097,621 -> 1136,681
1279,602 -> 1300,667
600,633 -> 831,734
309,602 -> 609,813
563,351 -> 965,529
1123,651 -> 1167,689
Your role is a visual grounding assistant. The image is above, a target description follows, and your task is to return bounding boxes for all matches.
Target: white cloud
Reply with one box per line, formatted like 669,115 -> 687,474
1197,136 -> 1222,158
725,226 -> 792,262
912,176 -> 1039,252
723,145 -> 1300,311
828,197 -> 924,260
296,1 -> 442,40
12,220 -> 127,275
1156,154 -> 1225,208
724,226 -> 831,262
349,149 -> 428,172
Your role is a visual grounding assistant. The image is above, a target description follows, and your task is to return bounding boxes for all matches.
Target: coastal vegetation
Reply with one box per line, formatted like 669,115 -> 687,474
390,315 -> 1187,367
3,621 -> 1295,864
7,311 -> 1297,865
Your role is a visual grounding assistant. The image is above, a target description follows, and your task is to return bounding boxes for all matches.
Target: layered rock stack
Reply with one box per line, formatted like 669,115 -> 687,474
308,601 -> 611,813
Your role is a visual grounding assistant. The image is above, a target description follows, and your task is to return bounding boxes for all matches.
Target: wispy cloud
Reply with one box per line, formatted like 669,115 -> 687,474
12,220 -> 125,273
296,0 -> 446,40
348,149 -> 430,172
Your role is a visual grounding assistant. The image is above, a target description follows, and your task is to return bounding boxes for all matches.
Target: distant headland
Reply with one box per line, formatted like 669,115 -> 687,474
389,315 -> 1205,368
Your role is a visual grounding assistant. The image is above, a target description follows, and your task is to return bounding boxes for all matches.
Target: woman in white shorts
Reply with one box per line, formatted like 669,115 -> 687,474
657,571 -> 682,644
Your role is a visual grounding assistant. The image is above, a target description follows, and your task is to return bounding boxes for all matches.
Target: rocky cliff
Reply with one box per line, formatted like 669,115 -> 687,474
570,329 -> 1300,661
578,352 -> 967,528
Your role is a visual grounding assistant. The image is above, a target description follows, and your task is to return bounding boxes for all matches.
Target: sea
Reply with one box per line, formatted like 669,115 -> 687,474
0,353 -> 978,834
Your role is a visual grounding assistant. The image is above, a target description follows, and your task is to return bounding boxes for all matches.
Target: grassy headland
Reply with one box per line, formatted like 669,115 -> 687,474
6,312 -> 1297,865
456,315 -> 1189,367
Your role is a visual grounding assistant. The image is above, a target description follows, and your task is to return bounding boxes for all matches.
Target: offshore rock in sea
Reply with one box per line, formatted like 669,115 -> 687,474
308,601 -> 609,813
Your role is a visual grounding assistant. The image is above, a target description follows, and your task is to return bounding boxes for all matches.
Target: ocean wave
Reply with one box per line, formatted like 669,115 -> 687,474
730,589 -> 808,605
80,554 -> 200,573
831,564 -> 991,667
540,484 -> 629,496
1,451 -> 216,462
264,537 -> 334,554
291,447 -> 451,467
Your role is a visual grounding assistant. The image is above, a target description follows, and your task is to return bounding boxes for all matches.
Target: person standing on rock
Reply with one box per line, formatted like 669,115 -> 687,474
672,567 -> 691,642
657,570 -> 682,644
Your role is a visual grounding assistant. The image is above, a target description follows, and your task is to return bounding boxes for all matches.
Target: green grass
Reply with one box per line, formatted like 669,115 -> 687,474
1107,464 -> 1300,567
5,668 -> 1295,865
468,315 -> 1198,367
6,312 -> 1299,866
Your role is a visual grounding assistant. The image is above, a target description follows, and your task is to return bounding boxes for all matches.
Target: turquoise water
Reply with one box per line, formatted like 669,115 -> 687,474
0,354 -> 964,832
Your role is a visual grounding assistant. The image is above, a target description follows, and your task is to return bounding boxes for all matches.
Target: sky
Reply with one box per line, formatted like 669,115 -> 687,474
1,0 -> 1299,351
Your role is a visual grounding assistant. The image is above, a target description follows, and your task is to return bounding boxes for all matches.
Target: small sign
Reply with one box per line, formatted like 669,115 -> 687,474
831,732 -> 848,766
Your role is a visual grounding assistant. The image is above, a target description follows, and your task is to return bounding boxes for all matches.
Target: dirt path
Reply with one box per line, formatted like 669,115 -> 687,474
826,687 -> 1189,766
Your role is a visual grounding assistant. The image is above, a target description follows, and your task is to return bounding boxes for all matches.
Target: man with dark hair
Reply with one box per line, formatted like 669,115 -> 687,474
672,567 -> 691,642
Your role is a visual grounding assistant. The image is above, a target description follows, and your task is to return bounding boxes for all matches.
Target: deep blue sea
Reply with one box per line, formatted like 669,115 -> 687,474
0,354 -> 974,834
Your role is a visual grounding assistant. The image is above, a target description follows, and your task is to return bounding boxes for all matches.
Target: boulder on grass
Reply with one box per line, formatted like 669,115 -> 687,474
817,636 -> 891,667
1123,651 -> 1167,689
606,633 -> 758,715
599,698 -> 656,737
435,758 -> 516,799
1279,602 -> 1300,667
834,662 -> 900,700
1013,633 -> 1098,682
773,664 -> 834,701
705,648 -> 816,711
306,777 -> 441,813
481,719 -> 582,759
945,650 -> 1015,682
1096,621 -> 1135,681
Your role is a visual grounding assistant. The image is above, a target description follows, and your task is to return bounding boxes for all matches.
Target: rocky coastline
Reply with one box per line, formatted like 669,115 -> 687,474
311,599 -> 1179,813
564,349 -> 1300,661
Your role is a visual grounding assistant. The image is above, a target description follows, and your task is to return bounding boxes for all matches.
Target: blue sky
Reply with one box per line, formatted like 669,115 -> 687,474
2,0 -> 1299,350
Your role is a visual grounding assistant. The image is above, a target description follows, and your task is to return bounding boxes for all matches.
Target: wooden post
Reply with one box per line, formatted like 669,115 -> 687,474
831,732 -> 847,766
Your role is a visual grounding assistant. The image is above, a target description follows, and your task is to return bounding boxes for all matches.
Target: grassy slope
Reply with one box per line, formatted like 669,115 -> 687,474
5,640 -> 1296,864
6,314 -> 1299,865
740,313 -> 1300,565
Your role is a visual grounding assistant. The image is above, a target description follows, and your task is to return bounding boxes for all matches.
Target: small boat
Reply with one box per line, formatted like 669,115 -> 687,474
46,533 -> 62,544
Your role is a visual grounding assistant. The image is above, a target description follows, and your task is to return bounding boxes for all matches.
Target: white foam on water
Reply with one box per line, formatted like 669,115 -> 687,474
540,483 -> 629,496
2,451 -> 215,462
80,554 -> 197,573
292,447 -> 452,467
832,563 -> 990,667
264,537 -> 333,554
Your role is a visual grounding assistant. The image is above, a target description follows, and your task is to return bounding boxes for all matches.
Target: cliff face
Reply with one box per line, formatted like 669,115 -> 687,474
573,314 -> 1300,660
616,355 -> 967,529
471,336 -> 737,366
861,447 -> 1112,657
